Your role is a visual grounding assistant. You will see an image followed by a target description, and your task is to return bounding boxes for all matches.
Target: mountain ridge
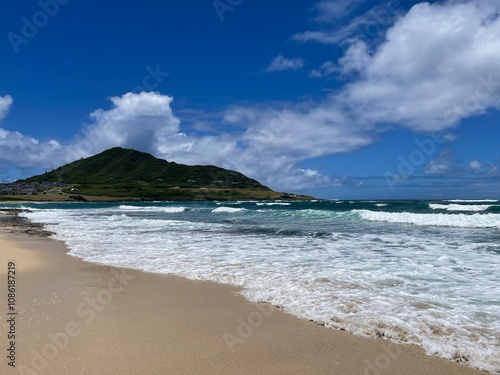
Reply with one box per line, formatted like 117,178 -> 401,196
19,147 -> 313,201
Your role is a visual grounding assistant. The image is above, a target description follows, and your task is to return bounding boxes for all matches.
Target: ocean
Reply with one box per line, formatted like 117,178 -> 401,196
7,199 -> 500,373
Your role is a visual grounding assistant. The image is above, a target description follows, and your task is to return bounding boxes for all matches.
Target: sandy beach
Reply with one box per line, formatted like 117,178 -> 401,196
0,214 -> 488,375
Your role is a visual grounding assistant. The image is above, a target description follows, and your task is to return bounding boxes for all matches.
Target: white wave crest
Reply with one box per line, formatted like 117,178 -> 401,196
118,205 -> 186,213
256,202 -> 292,206
211,207 -> 247,213
355,210 -> 500,228
445,199 -> 498,203
429,204 -> 493,212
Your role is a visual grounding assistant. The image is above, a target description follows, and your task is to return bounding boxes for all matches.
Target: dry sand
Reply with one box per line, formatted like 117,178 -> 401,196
0,231 -> 488,375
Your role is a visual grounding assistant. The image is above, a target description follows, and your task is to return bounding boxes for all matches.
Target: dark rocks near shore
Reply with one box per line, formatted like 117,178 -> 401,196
0,209 -> 54,237
68,195 -> 87,202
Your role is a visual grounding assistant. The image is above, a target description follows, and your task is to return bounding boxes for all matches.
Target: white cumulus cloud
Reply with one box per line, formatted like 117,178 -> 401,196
154,103 -> 373,190
295,0 -> 500,135
66,92 -> 181,159
337,0 -> 500,132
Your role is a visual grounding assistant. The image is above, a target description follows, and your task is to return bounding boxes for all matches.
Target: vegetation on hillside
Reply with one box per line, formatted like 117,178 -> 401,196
21,147 -> 312,201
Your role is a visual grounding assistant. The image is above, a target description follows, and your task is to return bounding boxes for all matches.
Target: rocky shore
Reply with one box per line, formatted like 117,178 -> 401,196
0,209 -> 54,237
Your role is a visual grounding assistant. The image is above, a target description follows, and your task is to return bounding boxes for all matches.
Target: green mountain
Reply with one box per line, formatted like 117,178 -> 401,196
23,147 -> 309,201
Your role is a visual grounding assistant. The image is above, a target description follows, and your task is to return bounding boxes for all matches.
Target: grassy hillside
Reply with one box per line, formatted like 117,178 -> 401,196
26,147 -> 264,187
21,147 -> 310,201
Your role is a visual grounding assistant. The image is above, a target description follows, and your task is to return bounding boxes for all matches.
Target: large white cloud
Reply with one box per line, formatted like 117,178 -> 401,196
65,92 -> 180,160
338,0 -> 500,131
154,103 -> 373,190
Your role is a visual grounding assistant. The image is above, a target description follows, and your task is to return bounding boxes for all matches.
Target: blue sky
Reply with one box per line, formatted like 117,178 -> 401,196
0,0 -> 499,199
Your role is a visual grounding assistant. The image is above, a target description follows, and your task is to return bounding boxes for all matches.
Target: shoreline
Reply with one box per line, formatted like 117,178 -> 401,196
0,212 -> 489,374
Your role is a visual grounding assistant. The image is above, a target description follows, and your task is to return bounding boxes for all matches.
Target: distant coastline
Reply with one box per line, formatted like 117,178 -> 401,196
0,188 -> 315,203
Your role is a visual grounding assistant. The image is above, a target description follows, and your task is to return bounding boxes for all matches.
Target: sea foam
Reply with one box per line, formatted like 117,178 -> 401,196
211,207 -> 247,213
355,210 -> 500,228
429,203 -> 494,211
